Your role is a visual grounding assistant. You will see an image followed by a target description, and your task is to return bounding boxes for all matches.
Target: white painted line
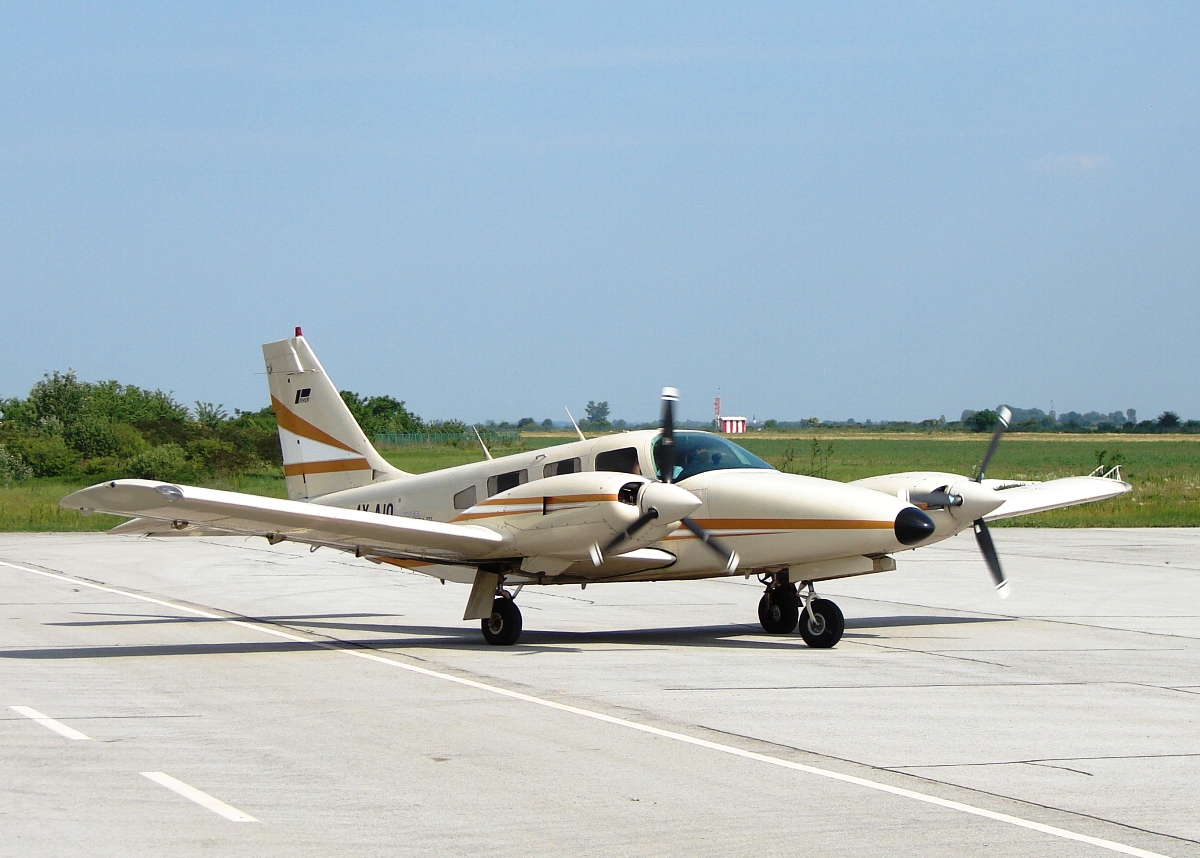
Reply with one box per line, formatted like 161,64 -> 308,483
1,559 -> 1173,857
10,705 -> 93,741
140,771 -> 258,822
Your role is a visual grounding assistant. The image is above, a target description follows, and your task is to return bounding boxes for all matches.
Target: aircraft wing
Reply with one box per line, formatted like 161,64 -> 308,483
60,479 -> 509,564
980,476 -> 1132,521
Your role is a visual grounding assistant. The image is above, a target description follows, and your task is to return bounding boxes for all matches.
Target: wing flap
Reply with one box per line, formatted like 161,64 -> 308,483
63,480 -> 508,559
982,476 -> 1132,521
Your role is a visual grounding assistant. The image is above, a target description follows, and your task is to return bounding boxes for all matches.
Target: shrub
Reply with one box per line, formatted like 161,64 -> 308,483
127,444 -> 195,483
81,456 -> 129,482
63,415 -> 120,458
187,438 -> 256,475
8,435 -> 82,478
110,422 -> 149,458
0,444 -> 33,484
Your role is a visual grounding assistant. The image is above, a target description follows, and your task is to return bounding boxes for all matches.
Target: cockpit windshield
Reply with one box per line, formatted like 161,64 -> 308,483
652,431 -> 774,482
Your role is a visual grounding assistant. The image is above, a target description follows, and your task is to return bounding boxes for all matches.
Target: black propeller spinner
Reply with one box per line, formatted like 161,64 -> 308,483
971,405 -> 1012,597
600,388 -> 738,574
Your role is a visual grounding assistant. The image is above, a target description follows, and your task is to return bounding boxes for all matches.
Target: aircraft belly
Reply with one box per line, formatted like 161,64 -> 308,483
662,527 -> 895,574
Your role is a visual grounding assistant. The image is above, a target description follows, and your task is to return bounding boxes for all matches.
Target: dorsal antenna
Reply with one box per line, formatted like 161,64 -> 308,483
564,407 -> 586,442
473,425 -> 493,460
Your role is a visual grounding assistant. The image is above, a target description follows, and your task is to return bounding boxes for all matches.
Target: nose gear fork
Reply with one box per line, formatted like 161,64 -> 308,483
796,580 -> 845,649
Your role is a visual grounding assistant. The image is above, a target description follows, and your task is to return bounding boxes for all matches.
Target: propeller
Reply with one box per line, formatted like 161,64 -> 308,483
594,387 -> 738,574
658,388 -> 739,574
970,405 -> 1012,598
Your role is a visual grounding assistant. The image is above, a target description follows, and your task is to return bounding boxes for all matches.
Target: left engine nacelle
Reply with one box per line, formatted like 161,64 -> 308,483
457,472 -> 649,558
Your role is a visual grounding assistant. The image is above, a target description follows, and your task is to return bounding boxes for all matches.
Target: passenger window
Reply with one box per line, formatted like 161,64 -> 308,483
487,469 -> 528,496
595,447 -> 641,475
543,457 -> 580,478
453,485 -> 477,510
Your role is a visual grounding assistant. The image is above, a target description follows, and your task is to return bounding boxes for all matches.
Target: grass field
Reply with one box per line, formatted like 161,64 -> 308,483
2,433 -> 1195,531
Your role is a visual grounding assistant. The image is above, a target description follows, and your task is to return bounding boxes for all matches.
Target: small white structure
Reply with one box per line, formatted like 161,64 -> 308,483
720,416 -> 747,434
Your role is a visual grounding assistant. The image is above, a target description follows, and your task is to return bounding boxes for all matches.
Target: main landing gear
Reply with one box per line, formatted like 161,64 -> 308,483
758,574 -> 844,648
481,585 -> 523,646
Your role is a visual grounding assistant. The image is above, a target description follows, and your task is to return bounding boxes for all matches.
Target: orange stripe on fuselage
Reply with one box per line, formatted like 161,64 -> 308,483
475,493 -> 618,506
692,518 -> 893,530
451,493 -> 620,522
661,518 -> 894,540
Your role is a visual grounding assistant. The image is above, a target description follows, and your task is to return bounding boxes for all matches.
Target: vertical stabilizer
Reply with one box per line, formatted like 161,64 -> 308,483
263,331 -> 405,500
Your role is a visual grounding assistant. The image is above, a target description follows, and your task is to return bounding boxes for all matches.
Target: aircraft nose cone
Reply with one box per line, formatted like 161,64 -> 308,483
894,506 -> 936,545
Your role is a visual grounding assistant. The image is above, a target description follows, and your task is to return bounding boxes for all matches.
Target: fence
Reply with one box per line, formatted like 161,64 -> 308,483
374,431 -> 522,447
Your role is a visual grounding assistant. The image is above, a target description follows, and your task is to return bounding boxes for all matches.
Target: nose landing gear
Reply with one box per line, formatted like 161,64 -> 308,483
757,575 -> 845,648
798,593 -> 844,648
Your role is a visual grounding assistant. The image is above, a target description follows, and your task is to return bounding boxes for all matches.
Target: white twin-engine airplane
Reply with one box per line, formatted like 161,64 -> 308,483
62,331 -> 1131,647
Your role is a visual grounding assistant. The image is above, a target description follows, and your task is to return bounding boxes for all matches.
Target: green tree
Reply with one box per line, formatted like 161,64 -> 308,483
964,409 -> 1000,432
339,391 -> 423,436
584,400 -> 610,428
1157,411 -> 1181,430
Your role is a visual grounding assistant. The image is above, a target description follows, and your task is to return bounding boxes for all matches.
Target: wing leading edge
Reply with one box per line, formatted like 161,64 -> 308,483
61,479 -> 510,563
980,475 -> 1132,521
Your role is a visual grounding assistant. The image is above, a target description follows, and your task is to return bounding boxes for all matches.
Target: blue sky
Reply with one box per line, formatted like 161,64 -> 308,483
2,3 -> 1197,424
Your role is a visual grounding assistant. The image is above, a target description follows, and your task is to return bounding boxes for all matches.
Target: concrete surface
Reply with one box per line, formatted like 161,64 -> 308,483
1,528 -> 1197,857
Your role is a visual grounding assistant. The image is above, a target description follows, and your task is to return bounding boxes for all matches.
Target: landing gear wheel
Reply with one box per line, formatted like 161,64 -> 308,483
758,586 -> 799,634
799,598 -> 844,648
481,597 -> 523,646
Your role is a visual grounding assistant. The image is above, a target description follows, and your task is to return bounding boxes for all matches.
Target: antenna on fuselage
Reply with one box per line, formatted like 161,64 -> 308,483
564,407 -> 586,442
473,425 -> 493,460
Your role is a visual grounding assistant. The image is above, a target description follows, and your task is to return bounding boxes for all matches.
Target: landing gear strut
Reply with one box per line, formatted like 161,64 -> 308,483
481,594 -> 523,646
758,578 -> 799,634
758,575 -> 845,647
797,583 -> 844,648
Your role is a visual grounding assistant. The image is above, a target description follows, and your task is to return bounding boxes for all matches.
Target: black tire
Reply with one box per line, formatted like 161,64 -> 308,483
481,597 -> 523,646
798,598 -> 844,648
757,586 -> 800,634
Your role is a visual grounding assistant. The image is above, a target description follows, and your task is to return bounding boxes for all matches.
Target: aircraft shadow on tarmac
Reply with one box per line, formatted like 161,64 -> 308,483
3,612 -> 1013,658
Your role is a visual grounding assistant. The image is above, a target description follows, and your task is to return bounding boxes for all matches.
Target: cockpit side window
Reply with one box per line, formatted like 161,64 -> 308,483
653,432 -> 773,482
543,457 -> 580,478
594,447 -> 642,475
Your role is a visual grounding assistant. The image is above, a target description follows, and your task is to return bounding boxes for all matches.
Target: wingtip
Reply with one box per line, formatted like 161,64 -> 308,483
996,580 -> 1011,599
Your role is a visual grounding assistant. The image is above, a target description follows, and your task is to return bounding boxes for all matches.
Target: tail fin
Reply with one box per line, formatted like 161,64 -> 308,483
263,330 -> 405,500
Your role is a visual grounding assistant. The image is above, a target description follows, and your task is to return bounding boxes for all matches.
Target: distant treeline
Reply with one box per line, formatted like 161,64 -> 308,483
2,370 -> 1196,487
0,370 -> 465,485
958,406 -> 1197,434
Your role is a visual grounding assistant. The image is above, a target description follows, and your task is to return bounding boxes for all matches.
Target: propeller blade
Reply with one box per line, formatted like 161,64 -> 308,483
659,387 -> 678,483
599,508 -> 660,558
973,517 -> 1010,598
973,405 -> 1012,482
681,516 -> 739,574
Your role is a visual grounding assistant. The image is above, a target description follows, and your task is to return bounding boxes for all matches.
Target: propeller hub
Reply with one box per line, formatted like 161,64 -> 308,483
894,507 -> 936,545
639,482 -> 702,524
947,481 -> 1006,522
